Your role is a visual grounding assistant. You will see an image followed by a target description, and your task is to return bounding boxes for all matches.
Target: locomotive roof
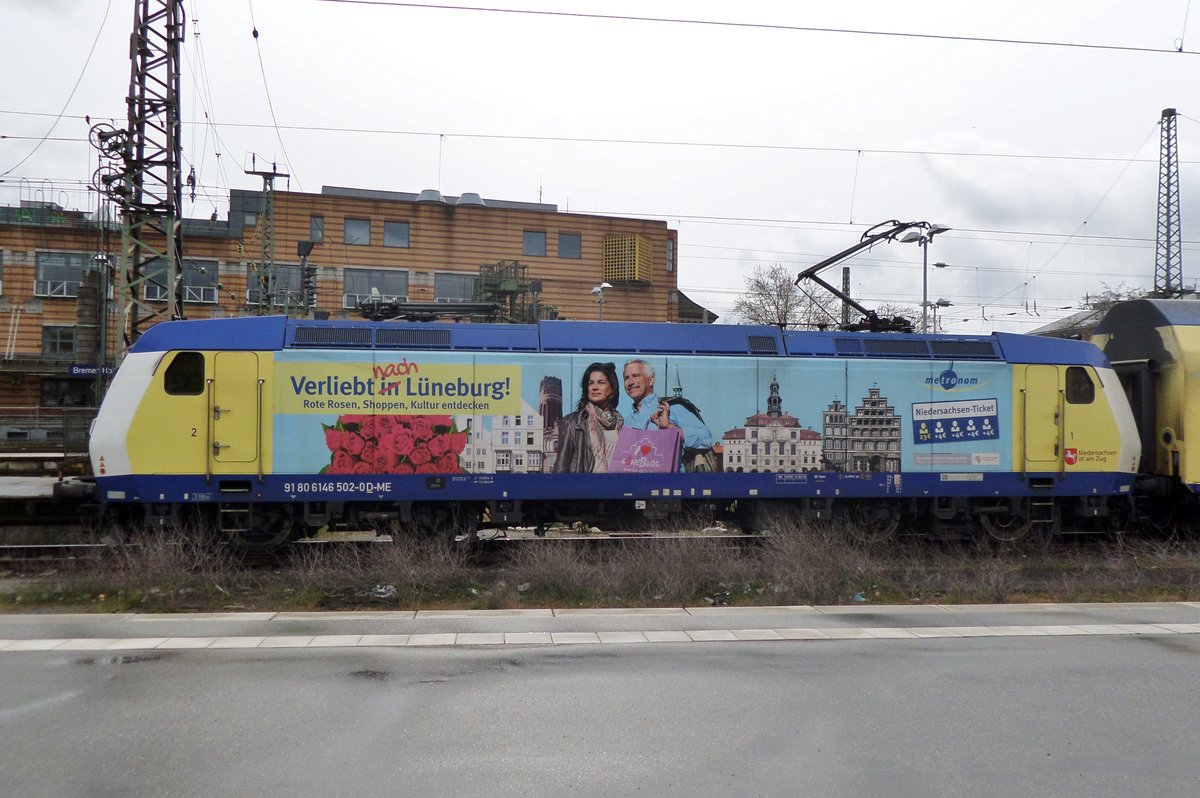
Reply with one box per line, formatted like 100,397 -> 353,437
1093,298 -> 1200,335
128,315 -> 1111,367
1092,298 -> 1200,366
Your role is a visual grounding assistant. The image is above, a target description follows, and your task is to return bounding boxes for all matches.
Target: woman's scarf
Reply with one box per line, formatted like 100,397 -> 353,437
585,403 -> 622,472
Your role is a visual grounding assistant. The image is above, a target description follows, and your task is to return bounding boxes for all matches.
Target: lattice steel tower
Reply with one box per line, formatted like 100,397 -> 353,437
1155,108 -> 1183,297
91,0 -> 185,355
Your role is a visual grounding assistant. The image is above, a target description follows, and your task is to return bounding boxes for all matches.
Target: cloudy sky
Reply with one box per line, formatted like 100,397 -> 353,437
3,0 -> 1199,332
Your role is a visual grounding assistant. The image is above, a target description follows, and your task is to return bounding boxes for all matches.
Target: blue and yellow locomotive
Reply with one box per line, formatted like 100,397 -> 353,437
88,312 -> 1142,548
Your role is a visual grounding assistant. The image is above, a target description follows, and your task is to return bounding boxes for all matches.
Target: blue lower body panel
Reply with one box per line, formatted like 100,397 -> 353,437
95,470 -> 1136,506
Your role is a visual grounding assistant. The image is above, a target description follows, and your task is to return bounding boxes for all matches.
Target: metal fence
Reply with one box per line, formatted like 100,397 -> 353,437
0,407 -> 97,455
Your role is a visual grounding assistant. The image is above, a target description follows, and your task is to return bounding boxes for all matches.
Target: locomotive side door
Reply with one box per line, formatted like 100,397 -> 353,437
211,352 -> 262,465
1023,365 -> 1061,468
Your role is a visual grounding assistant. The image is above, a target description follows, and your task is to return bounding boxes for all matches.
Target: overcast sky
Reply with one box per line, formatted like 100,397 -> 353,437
4,0 -> 1200,332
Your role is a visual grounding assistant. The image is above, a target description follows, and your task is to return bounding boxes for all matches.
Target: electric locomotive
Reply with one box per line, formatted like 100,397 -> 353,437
87,314 -> 1140,548
1092,298 -> 1200,529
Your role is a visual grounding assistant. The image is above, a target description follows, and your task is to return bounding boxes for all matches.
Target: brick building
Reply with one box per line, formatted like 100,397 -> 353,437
0,185 -> 707,418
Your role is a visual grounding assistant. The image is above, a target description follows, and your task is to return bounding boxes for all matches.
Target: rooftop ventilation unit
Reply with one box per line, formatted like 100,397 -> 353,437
416,188 -> 447,204
455,192 -> 486,207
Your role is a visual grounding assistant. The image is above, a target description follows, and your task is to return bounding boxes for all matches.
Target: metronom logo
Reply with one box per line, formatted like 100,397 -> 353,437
925,369 -> 979,390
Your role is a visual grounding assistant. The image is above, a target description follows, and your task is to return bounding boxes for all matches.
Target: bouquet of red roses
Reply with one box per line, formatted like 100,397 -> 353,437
322,413 -> 469,475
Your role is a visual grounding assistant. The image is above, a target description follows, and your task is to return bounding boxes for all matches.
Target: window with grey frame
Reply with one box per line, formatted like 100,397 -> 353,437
246,263 -> 303,307
523,230 -> 546,257
145,258 -> 220,304
557,232 -> 581,259
384,221 -> 410,248
42,325 -> 76,358
35,252 -> 91,298
344,267 -> 408,309
435,272 -> 476,302
310,215 -> 325,243
344,218 -> 371,246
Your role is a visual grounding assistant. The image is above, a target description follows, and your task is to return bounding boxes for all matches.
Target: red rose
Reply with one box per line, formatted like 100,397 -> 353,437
427,434 -> 449,457
409,444 -> 432,465
324,427 -> 344,452
436,452 -> 459,472
427,414 -> 454,429
352,460 -> 374,474
394,461 -> 415,474
410,417 -> 434,441
331,451 -> 355,474
358,416 -> 378,440
416,462 -> 441,474
445,431 -> 468,454
389,431 -> 415,457
342,432 -> 366,456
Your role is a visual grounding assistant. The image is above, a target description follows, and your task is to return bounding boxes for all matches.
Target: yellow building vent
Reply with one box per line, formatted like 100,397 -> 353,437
603,234 -> 653,284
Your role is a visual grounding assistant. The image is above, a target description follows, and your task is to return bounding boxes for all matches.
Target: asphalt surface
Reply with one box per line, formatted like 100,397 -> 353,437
3,602 -> 1200,797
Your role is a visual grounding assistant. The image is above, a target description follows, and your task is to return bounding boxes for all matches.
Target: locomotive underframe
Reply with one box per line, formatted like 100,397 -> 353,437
105,489 -> 1130,550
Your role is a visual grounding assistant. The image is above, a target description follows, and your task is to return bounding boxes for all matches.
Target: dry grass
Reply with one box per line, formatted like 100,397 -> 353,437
4,521 -> 1200,612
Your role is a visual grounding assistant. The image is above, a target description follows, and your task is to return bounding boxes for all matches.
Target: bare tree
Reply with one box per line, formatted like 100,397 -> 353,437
732,264 -> 841,330
1085,282 -> 1146,308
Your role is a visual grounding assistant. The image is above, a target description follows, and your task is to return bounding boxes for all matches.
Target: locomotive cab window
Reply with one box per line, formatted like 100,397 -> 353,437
164,351 -> 205,395
1065,366 -> 1095,404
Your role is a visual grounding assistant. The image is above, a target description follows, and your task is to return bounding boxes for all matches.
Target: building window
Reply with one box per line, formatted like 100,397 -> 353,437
667,237 -> 675,273
310,215 -> 325,243
146,258 -> 219,304
384,221 -> 410,248
243,211 -> 257,228
434,272 -> 476,302
523,230 -> 546,257
343,267 -> 408,309
41,378 -> 95,408
42,325 -> 76,357
35,252 -> 92,298
246,263 -> 302,307
344,218 -> 370,246
558,232 -> 581,259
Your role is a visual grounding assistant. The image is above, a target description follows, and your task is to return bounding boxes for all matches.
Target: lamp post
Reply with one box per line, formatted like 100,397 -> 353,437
931,297 -> 952,332
900,223 -> 951,333
591,282 -> 612,320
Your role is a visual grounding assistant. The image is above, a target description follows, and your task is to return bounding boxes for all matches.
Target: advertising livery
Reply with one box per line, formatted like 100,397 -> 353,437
271,350 -> 1016,479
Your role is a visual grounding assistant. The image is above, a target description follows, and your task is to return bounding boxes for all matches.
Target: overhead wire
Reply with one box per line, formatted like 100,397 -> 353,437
246,0 -> 303,192
313,1 -> 1200,57
0,0 -> 113,178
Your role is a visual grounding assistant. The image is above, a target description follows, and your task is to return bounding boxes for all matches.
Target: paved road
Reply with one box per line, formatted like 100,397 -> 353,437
4,603 -> 1200,797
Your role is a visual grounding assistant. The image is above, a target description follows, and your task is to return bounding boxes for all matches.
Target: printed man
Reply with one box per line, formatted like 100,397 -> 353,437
622,359 -> 714,471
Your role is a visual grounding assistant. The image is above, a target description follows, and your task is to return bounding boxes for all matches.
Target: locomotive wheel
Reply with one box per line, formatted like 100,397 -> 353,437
846,502 -> 901,543
979,508 -> 1034,542
410,502 -> 479,540
225,505 -> 298,552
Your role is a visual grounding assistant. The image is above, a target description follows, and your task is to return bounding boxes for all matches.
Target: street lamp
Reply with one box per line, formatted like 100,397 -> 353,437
931,297 -> 952,332
591,282 -> 612,320
900,223 -> 952,333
